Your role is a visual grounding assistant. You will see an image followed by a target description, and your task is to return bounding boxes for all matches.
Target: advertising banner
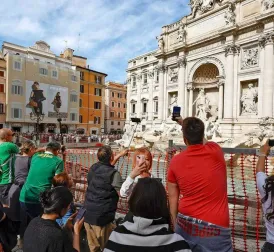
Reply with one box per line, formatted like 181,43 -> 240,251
26,80 -> 68,118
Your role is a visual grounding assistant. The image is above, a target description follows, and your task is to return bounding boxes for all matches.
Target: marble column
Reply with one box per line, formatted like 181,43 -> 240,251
217,80 -> 224,119
158,62 -> 166,121
148,69 -> 154,121
224,44 -> 239,119
260,33 -> 274,117
187,84 -> 194,116
136,72 -> 142,118
126,74 -> 131,122
177,57 -> 186,118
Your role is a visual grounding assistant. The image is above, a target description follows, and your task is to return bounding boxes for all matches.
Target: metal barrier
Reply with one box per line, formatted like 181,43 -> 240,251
64,146 -> 269,252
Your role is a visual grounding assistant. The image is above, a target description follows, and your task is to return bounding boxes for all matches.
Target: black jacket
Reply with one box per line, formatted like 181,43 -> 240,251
84,161 -> 119,226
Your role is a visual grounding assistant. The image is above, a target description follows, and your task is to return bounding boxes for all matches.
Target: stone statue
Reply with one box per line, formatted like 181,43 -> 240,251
156,35 -> 164,52
177,23 -> 186,43
242,48 -> 259,69
262,0 -> 274,11
169,68 -> 178,82
190,0 -> 224,18
169,94 -> 178,116
224,3 -> 236,26
241,84 -> 258,114
193,88 -> 210,121
115,124 -> 134,147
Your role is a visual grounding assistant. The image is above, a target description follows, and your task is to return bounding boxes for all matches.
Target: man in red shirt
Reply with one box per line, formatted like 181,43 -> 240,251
168,117 -> 232,252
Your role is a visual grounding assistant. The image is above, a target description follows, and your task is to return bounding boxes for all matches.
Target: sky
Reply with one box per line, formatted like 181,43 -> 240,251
0,0 -> 190,83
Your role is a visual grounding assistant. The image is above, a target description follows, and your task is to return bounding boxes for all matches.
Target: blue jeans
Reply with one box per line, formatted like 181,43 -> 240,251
175,213 -> 233,252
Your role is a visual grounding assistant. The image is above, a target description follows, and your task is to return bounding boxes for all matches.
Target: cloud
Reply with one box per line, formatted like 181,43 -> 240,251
0,0 -> 190,82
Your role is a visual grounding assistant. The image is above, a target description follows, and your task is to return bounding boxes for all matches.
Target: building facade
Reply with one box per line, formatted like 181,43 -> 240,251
126,0 -> 274,138
0,52 -> 6,128
2,41 -> 80,133
105,82 -> 127,133
74,56 -> 107,135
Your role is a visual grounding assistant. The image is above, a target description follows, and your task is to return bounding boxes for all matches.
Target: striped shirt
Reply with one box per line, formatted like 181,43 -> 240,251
104,214 -> 192,252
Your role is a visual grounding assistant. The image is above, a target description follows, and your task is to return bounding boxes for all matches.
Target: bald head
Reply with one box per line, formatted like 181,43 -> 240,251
0,128 -> 14,142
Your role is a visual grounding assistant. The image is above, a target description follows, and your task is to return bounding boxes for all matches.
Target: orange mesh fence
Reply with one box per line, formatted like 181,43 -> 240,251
64,146 -> 268,252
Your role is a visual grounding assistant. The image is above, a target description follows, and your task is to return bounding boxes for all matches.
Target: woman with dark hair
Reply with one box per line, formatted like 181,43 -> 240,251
27,82 -> 46,115
52,92 -> 62,113
105,177 -> 191,251
256,140 -> 274,251
23,187 -> 84,252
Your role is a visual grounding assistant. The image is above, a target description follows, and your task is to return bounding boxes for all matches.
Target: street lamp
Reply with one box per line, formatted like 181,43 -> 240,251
30,111 -> 44,144
57,113 -> 64,145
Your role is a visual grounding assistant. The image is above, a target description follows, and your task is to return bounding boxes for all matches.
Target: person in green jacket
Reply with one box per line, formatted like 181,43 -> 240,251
20,142 -> 64,221
0,128 -> 19,206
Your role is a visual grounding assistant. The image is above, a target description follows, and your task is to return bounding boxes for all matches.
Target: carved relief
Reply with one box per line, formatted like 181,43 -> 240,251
177,57 -> 186,68
156,63 -> 167,73
259,33 -> 274,48
148,71 -> 154,79
225,44 -> 240,56
137,73 -> 142,81
262,0 -> 274,11
224,3 -> 236,26
241,47 -> 259,69
169,68 -> 178,83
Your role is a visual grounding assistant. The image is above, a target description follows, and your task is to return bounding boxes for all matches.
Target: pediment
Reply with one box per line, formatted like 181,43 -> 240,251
30,41 -> 54,54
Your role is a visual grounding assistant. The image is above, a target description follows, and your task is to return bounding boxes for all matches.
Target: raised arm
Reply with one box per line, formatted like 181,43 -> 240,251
256,140 -> 271,174
111,149 -> 129,166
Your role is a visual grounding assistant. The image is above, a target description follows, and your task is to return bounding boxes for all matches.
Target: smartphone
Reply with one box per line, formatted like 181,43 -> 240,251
172,106 -> 181,121
269,139 -> 274,147
74,207 -> 86,223
136,155 -> 145,166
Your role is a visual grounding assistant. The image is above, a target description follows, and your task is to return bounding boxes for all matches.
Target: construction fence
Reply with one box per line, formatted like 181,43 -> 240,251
64,146 -> 271,252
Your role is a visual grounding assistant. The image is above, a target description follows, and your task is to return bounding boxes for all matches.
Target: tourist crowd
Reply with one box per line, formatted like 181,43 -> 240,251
0,114 -> 273,251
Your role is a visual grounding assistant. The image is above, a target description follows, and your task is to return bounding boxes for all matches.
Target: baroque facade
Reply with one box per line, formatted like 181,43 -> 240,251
126,0 -> 274,138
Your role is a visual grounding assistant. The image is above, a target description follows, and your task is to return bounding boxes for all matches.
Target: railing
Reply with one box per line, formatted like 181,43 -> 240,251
65,146 -> 269,252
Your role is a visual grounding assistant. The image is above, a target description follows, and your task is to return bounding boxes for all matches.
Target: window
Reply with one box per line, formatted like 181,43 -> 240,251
96,76 -> 102,84
123,103 -> 126,109
117,93 -> 122,98
132,76 -> 136,87
144,73 -> 148,84
79,115 -> 83,123
94,116 -> 101,124
133,61 -> 136,66
144,57 -> 147,62
118,122 -> 120,126
80,85 -> 84,93
0,104 -> 4,114
154,100 -> 158,113
0,84 -> 4,93
156,71 -> 159,82
94,101 -> 101,109
95,88 -> 102,96
12,108 -> 22,119
125,94 -> 127,99
118,112 -> 121,118
112,92 -> 114,97
14,61 -> 21,71
70,93 -> 78,102
79,99 -> 82,107
0,71 -> 4,77
52,70 -> 58,78
124,112 -> 126,118
71,75 -> 77,82
143,103 -> 147,113
80,72 -> 84,80
132,104 -> 136,113
111,121 -> 114,125
39,68 -> 48,76
70,113 -> 78,121
12,81 -> 23,95
110,112 -> 114,117
112,102 -> 115,107
118,103 -> 121,108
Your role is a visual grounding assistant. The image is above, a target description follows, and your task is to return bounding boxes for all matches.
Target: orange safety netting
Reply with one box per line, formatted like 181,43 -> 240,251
64,147 -> 268,252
